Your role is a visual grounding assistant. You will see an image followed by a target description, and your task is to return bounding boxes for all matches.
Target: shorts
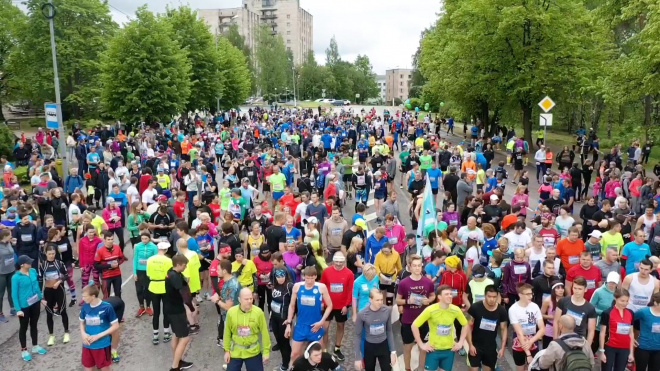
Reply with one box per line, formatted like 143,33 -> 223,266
387,176 -> 394,183
401,323 -> 429,344
468,345 -> 498,369
343,174 -> 352,183
380,283 -> 395,293
82,346 -> 112,369
200,259 -> 210,272
166,313 -> 190,338
425,349 -> 454,371
432,188 -> 438,195
327,308 -> 348,323
292,322 -> 325,342
263,183 -> 270,192
273,191 -> 284,200
512,347 -> 538,366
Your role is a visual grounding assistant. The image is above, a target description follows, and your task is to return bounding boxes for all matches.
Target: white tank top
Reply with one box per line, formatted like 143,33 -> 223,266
627,273 -> 657,312
641,214 -> 655,240
528,248 -> 546,273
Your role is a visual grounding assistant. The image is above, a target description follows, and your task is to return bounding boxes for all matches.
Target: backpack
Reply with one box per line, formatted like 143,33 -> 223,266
554,336 -> 592,371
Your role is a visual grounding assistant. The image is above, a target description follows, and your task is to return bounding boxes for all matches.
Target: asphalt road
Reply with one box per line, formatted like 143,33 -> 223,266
0,110 -> 595,371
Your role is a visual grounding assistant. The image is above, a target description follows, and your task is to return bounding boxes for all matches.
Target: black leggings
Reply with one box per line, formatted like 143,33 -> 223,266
151,292 -> 170,331
256,285 -> 272,313
103,275 -> 122,299
270,312 -> 292,367
635,348 -> 660,371
602,346 -> 629,371
19,302 -> 40,349
364,339 -> 392,371
135,270 -> 151,308
44,286 -> 69,334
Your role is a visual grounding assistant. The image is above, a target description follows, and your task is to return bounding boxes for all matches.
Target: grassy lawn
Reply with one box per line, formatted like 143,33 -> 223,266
282,101 -> 333,109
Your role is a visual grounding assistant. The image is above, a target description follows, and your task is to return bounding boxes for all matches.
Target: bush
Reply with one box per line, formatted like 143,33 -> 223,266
14,166 -> 29,184
409,97 -> 424,110
0,124 -> 17,160
393,97 -> 403,106
27,118 -> 42,128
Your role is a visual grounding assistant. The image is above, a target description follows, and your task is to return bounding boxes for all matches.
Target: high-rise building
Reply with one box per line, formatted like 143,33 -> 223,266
198,0 -> 313,66
385,68 -> 413,104
375,74 -> 387,102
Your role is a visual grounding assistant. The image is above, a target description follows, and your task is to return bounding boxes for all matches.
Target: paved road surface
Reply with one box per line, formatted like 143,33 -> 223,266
0,111 -> 598,371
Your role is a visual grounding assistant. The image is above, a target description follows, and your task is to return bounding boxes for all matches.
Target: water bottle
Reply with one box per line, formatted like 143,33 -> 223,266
88,279 -> 94,287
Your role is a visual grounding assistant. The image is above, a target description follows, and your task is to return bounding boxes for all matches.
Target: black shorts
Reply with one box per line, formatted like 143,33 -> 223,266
468,345 -> 498,368
512,348 -> 538,366
380,283 -> 395,293
327,308 -> 348,323
166,313 -> 190,338
343,174 -> 352,183
199,259 -> 210,272
401,323 -> 429,344
432,188 -> 438,195
263,183 -> 270,192
386,176 -> 394,183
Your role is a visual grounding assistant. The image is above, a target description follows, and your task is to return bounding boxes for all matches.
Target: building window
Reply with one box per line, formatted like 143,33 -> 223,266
400,74 -> 403,78
287,46 -> 291,51
400,89 -> 403,93
287,22 -> 291,27
287,31 -> 291,35
287,39 -> 291,44
408,75 -> 411,79
287,14 -> 290,19
400,82 -> 402,86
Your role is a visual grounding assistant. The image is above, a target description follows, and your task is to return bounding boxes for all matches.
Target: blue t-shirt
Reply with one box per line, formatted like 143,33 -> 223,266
86,152 -> 100,167
425,262 -> 442,281
352,275 -> 380,311
321,134 -> 332,149
621,241 -> 651,274
426,168 -> 442,189
283,226 -> 302,242
79,300 -> 118,349
186,237 -> 200,253
634,307 -> 660,351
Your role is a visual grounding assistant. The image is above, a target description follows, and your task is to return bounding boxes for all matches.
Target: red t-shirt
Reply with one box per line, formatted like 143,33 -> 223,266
538,228 -> 560,247
208,203 -> 221,222
173,201 -> 185,219
139,174 -> 152,195
439,270 -> 468,307
600,306 -> 634,349
253,256 -> 273,286
566,264 -> 602,300
94,245 -> 125,278
320,266 -> 354,308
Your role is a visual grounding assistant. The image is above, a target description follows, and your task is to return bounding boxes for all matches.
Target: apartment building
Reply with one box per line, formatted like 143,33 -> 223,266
385,68 -> 413,103
375,74 -> 387,102
198,0 -> 313,66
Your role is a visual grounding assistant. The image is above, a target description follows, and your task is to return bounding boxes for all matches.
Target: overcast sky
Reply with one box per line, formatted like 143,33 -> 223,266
104,0 -> 441,74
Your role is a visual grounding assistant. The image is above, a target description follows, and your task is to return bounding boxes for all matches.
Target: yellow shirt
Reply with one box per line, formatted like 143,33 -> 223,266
413,303 -> 467,350
600,231 -> 624,256
374,251 -> 402,276
146,254 -> 172,294
91,216 -> 105,235
247,234 -> 265,258
181,250 -> 201,293
156,174 -> 170,189
415,137 -> 425,150
224,305 -> 270,359
231,260 -> 257,290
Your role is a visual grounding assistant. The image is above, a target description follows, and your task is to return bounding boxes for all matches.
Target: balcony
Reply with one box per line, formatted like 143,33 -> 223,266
262,13 -> 277,19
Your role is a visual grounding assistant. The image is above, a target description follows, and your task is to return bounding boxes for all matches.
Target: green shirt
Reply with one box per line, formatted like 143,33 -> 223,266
290,134 -> 300,144
188,148 -> 198,162
340,157 -> 354,174
419,155 -> 432,170
219,188 -> 231,210
224,305 -> 271,358
228,197 -> 247,220
399,151 -> 409,165
269,173 -> 286,192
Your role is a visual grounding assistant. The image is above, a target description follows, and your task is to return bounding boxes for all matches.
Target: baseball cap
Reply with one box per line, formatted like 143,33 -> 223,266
17,255 -> 34,266
472,265 -> 486,278
354,219 -> 367,230
106,197 -> 115,204
607,272 -> 620,284
490,194 -> 499,201
589,230 -> 603,239
157,242 -> 170,250
332,252 -> 346,262
157,195 -> 167,202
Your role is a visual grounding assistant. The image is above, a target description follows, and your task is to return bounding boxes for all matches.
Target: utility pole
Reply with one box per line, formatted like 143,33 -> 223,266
45,0 -> 67,176
292,66 -> 297,107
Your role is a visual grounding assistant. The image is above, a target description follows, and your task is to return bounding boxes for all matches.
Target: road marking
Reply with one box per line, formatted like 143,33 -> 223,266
121,274 -> 134,288
364,212 -> 378,222
367,199 -> 374,206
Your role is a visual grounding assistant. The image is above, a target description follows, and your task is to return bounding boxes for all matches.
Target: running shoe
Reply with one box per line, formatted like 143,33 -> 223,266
179,360 -> 193,370
47,335 -> 55,346
136,308 -> 146,318
31,345 -> 47,355
21,350 -> 31,362
163,333 -> 172,343
111,350 -> 120,363
189,325 -> 200,335
63,333 -> 70,344
9,308 -> 17,316
458,348 -> 466,356
274,366 -> 288,371
0,313 -> 7,323
152,336 -> 159,345
334,348 -> 345,361
272,343 -> 280,351
68,299 -> 77,307
145,307 -> 154,316
217,338 -> 223,347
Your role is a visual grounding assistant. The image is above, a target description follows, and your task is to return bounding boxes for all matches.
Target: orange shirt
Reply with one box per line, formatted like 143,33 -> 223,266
461,160 -> 476,173
181,141 -> 192,155
556,238 -> 586,271
384,135 -> 394,149
545,151 -> 553,164
117,133 -> 126,142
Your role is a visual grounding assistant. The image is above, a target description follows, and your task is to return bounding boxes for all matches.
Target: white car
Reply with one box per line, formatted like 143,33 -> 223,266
321,98 -> 335,103
343,100 -> 351,105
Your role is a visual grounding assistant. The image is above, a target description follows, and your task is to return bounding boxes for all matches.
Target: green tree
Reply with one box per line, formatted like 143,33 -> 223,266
8,0 -> 117,119
0,0 -> 27,122
226,23 -> 257,95
352,55 -> 379,103
99,7 -> 191,123
256,25 -> 288,97
162,6 -> 222,113
216,37 -> 251,109
325,36 -> 340,67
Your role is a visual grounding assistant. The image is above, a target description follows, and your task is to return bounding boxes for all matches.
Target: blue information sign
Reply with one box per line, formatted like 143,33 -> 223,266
44,103 -> 59,130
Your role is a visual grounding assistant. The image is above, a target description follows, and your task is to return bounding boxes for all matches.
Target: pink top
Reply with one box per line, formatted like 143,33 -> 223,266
629,178 -> 643,197
385,224 -> 407,254
511,194 -> 529,215
102,206 -> 122,229
545,300 -> 555,337
604,180 -> 620,198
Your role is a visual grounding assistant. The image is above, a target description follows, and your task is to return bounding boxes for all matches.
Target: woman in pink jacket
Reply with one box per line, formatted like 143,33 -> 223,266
102,197 -> 125,251
384,214 -> 406,255
628,172 -> 643,213
511,184 -> 530,217
604,175 -> 621,200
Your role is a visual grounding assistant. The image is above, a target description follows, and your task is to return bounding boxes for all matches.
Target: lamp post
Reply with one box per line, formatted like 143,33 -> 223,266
43,0 -> 67,176
292,66 -> 297,107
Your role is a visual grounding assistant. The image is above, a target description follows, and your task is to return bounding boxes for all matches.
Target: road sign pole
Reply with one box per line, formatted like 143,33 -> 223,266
46,0 -> 67,176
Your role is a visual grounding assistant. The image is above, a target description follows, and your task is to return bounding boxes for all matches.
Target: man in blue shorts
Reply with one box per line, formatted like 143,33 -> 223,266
284,266 -> 333,369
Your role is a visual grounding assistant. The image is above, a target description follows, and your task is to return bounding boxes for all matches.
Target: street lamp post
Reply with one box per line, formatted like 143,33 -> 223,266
292,66 -> 297,107
44,0 -> 67,176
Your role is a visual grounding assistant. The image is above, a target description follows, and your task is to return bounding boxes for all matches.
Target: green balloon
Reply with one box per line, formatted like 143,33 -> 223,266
424,103 -> 430,110
440,102 -> 445,107
405,99 -> 410,104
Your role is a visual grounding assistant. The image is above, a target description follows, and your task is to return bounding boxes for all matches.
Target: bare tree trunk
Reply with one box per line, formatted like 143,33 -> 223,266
591,97 -> 604,133
521,100 -> 533,145
644,94 -> 653,142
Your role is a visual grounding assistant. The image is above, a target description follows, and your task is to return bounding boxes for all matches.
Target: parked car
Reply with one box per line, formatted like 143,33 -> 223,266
321,98 -> 335,103
331,100 -> 344,106
343,100 -> 351,105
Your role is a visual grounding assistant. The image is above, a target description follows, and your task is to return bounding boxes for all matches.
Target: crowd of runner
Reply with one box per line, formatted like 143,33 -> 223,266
0,105 -> 659,371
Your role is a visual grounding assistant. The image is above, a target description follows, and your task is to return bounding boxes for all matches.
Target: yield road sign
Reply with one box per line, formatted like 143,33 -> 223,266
540,113 -> 553,127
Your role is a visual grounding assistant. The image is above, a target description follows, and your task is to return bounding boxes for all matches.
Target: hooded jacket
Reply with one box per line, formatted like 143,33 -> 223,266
538,333 -> 594,370
501,260 -> 532,295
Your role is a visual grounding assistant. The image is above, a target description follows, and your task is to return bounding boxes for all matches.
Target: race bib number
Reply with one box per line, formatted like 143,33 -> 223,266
410,293 -> 425,306
27,294 -> 39,306
567,309 -> 583,327
4,257 -> 14,266
479,318 -> 497,331
356,175 -> 366,186
330,283 -> 344,293
388,237 -> 398,245
436,325 -> 451,336
260,272 -> 270,284
331,228 -> 342,236
474,294 -> 484,302
361,284 -> 368,292
568,255 -> 579,265
652,323 -> 660,333
58,244 -> 67,253
139,259 -> 147,266
85,316 -> 101,326
300,295 -> 316,306
271,301 -> 282,314
522,323 -> 537,336
247,171 -> 254,177
451,289 -> 458,298
616,323 -> 631,335
632,295 -> 650,306
370,323 -> 385,335
586,280 -> 596,289
513,265 -> 527,275
449,220 -> 458,225
238,326 -> 251,337
21,234 -> 33,242
44,271 -> 59,281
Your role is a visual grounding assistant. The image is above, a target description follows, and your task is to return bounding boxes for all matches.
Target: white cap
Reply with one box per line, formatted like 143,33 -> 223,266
490,194 -> 499,201
606,272 -> 620,284
157,242 -> 171,250
589,230 -> 603,239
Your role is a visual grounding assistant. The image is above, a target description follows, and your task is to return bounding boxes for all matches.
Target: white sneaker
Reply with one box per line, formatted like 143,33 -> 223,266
195,294 -> 202,302
205,293 -> 212,301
